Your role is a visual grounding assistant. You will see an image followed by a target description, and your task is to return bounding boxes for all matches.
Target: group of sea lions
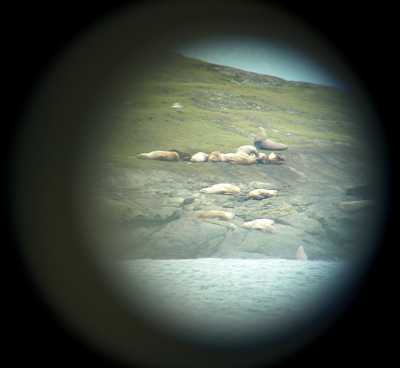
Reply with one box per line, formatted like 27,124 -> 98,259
138,147 -> 284,165
190,146 -> 284,165
198,183 -> 279,200
198,184 -> 278,234
197,183 -> 307,259
138,127 -> 287,165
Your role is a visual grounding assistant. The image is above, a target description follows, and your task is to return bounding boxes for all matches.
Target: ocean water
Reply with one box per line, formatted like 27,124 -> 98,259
109,258 -> 355,348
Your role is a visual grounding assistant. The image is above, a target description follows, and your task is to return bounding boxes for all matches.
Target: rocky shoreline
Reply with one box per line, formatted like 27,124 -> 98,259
86,144 -> 375,261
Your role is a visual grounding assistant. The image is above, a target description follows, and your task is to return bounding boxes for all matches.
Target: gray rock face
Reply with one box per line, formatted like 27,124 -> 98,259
85,145 -> 380,261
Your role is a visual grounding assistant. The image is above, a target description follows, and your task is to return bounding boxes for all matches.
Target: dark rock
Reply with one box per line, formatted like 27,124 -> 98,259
346,184 -> 375,199
145,219 -> 231,259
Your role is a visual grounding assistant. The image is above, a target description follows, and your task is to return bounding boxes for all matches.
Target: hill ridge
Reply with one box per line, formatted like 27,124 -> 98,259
169,52 -> 333,88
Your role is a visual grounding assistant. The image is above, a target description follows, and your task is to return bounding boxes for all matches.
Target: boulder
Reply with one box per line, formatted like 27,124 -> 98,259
277,213 -> 325,235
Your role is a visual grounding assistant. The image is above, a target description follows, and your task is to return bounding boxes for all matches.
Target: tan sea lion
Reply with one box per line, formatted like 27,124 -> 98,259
196,210 -> 235,220
257,153 -> 268,164
241,219 -> 276,233
208,151 -> 224,162
267,152 -> 285,164
246,189 -> 279,200
339,200 -> 374,213
222,153 -> 258,165
190,152 -> 209,162
169,149 -> 191,161
137,150 -> 180,161
295,246 -> 308,260
254,127 -> 288,150
200,183 -> 240,195
236,145 -> 259,156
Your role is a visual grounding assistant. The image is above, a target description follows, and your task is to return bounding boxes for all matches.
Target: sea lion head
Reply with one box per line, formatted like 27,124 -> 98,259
208,151 -> 223,162
254,127 -> 268,144
268,152 -> 285,164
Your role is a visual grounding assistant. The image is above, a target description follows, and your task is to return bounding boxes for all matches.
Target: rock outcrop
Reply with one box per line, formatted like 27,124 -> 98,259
87,145 -> 377,261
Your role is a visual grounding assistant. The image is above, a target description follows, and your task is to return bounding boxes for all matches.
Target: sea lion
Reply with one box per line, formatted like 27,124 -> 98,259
339,200 -> 375,213
241,219 -> 276,233
246,189 -> 279,200
236,145 -> 259,156
257,153 -> 268,164
222,153 -> 258,165
137,150 -> 180,161
169,149 -> 191,161
196,210 -> 235,220
254,127 -> 288,150
267,152 -> 284,165
200,183 -> 240,195
190,152 -> 209,162
295,246 -> 308,260
208,151 -> 224,162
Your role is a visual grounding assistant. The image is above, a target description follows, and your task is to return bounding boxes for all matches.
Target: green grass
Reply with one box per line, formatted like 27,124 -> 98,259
99,52 -> 363,160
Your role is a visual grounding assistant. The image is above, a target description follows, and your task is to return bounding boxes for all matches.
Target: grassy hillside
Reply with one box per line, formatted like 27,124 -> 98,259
99,52 -> 363,160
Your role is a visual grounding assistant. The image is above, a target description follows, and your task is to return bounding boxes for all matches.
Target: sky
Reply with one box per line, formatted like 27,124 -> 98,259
175,36 -> 344,88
